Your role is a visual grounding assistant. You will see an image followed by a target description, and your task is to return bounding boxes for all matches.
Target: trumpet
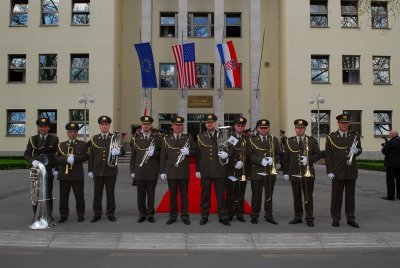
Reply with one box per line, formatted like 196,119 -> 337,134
299,137 -> 313,205
265,135 -> 277,202
174,139 -> 190,167
346,135 -> 358,165
139,139 -> 154,167
65,144 -> 73,175
107,131 -> 123,167
239,139 -> 247,181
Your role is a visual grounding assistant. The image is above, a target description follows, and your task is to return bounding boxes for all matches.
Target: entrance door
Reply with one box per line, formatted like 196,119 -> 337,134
187,113 -> 207,141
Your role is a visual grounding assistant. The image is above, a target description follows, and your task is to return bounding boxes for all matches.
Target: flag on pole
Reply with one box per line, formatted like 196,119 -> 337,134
143,98 -> 148,116
134,42 -> 158,88
172,43 -> 197,88
216,40 -> 241,88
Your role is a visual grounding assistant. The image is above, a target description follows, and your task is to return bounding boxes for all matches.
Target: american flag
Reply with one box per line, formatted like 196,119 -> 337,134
172,43 -> 197,88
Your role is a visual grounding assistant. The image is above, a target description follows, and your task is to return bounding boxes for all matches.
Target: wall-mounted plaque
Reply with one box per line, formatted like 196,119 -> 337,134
188,96 -> 213,108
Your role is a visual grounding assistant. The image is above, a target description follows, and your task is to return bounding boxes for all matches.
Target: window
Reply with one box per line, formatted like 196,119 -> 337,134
343,110 -> 362,135
342,55 -> 360,83
371,1 -> 388,28
41,0 -> 59,25
311,55 -> 329,83
374,111 -> 391,136
196,63 -> 214,89
373,56 -> 390,84
158,113 -> 177,134
188,13 -> 214,37
224,113 -> 242,127
310,0 -> 328,27
7,110 -> 26,136
10,0 -> 28,26
72,0 -> 90,25
311,110 -> 330,136
39,54 -> 57,82
38,110 -> 57,134
69,109 -> 89,135
341,0 -> 358,27
8,54 -> 26,82
71,54 -> 89,82
160,63 -> 177,88
160,12 -> 177,37
225,13 -> 241,37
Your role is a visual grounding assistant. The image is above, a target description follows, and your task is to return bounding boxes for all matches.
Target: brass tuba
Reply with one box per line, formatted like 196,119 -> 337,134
29,161 -> 54,229
217,126 -> 231,166
107,131 -> 122,167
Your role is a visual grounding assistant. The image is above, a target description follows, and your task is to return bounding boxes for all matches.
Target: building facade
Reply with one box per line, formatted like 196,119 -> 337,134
1,0 -> 399,159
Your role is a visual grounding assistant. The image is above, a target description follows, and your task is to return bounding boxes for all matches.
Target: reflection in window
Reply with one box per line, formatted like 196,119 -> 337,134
160,12 -> 177,37
188,13 -> 214,37
39,54 -> 57,82
373,56 -> 390,84
69,109 -> 89,135
343,110 -> 362,135
371,1 -> 388,28
8,54 -> 26,82
225,13 -> 241,37
311,55 -> 329,83
7,110 -> 26,136
41,0 -> 59,25
196,64 -> 214,89
374,111 -> 391,136
72,0 -> 90,25
10,0 -> 28,26
341,0 -> 358,27
71,54 -> 89,82
38,109 -> 57,134
224,113 -> 242,127
342,55 -> 360,83
310,0 -> 328,27
160,63 -> 177,88
311,110 -> 330,136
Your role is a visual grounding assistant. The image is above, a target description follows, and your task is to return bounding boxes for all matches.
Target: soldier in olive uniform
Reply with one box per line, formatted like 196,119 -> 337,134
282,119 -> 321,227
88,116 -> 125,223
196,114 -> 230,226
226,116 -> 249,223
248,119 -> 280,224
160,116 -> 197,225
130,116 -> 162,223
56,122 -> 89,223
24,117 -> 59,219
325,114 -> 362,228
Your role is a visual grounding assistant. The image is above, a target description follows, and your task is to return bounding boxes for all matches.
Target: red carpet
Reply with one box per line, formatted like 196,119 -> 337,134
156,158 -> 251,214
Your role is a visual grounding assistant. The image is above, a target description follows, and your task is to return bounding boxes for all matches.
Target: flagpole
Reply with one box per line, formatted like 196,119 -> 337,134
181,30 -> 185,98
218,29 -> 225,99
256,28 -> 265,99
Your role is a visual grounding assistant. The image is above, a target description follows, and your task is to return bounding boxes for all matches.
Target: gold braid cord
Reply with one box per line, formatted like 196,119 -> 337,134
131,136 -> 147,151
197,135 -> 212,148
286,139 -> 300,153
57,143 -> 68,156
249,138 -> 268,151
163,136 -> 185,150
29,136 -> 45,151
233,138 -> 246,151
90,137 -> 105,149
327,135 -> 347,150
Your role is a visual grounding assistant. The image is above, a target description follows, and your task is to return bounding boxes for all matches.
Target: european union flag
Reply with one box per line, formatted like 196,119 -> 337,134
134,42 -> 157,88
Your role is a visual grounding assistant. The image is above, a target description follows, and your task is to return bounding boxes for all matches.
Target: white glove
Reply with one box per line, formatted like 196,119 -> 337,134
218,151 -> 228,159
160,173 -> 167,181
32,160 -> 39,167
350,147 -> 359,155
327,173 -> 334,180
88,172 -> 94,179
235,160 -> 243,170
111,148 -> 120,156
147,145 -> 155,157
261,158 -> 268,167
300,156 -> 308,166
195,172 -> 201,179
130,173 -> 135,178
67,155 -> 74,165
283,174 -> 289,181
52,168 -> 58,176
180,147 -> 189,156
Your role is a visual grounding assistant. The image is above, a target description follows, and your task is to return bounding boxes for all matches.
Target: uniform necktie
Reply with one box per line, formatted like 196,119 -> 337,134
145,135 -> 148,141
298,137 -> 303,146
176,135 -> 180,142
262,136 -> 267,145
342,133 -> 346,138
41,136 -> 45,142
103,135 -> 107,140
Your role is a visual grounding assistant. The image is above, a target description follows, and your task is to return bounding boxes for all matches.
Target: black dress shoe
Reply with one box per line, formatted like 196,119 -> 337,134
137,216 -> 146,223
237,216 -> 246,222
306,220 -> 314,227
228,215 -> 233,221
91,216 -> 101,223
266,218 -> 278,225
382,196 -> 395,201
166,219 -> 176,225
108,215 -> 117,222
199,217 -> 208,225
251,218 -> 258,224
289,218 -> 302,224
182,219 -> 191,225
332,221 -> 339,227
78,216 -> 85,222
347,221 -> 360,228
58,217 -> 67,223
219,218 -> 231,226
148,217 -> 155,223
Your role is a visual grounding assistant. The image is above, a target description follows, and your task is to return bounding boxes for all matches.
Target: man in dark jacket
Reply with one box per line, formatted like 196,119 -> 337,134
381,130 -> 400,201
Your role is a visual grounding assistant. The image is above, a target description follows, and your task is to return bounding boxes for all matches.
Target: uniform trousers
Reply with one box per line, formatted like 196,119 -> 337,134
136,180 -> 157,218
290,178 -> 314,221
250,176 -> 276,220
331,179 -> 356,222
93,175 -> 116,217
59,180 -> 85,218
168,179 -> 189,220
385,167 -> 400,199
226,179 -> 247,217
200,177 -> 227,219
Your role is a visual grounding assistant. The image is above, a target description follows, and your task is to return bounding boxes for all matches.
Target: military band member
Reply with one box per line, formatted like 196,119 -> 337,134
226,116 -> 249,222
24,117 -> 59,219
282,119 -> 321,227
88,116 -> 125,223
160,116 -> 197,225
56,122 -> 89,223
248,119 -> 280,224
130,116 -> 162,223
325,114 -> 362,228
196,114 -> 230,226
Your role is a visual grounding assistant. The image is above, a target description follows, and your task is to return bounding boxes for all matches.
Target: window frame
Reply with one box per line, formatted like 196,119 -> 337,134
371,1 -> 389,29
37,109 -> 57,134
7,109 -> 26,137
342,55 -> 360,84
10,0 -> 29,27
341,0 -> 359,28
343,110 -> 362,135
71,0 -> 90,26
196,63 -> 214,90
311,110 -> 331,137
8,54 -> 26,83
310,0 -> 328,28
69,109 -> 89,136
188,12 -> 214,38
39,54 -> 58,83
41,0 -> 60,26
372,56 -> 390,84
159,63 -> 178,89
160,12 -> 178,37
70,54 -> 89,82
224,12 -> 241,38
311,55 -> 330,84
224,113 -> 242,127
373,110 -> 392,137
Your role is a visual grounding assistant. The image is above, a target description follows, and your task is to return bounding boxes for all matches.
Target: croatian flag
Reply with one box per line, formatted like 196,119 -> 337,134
172,43 -> 197,88
217,41 -> 241,88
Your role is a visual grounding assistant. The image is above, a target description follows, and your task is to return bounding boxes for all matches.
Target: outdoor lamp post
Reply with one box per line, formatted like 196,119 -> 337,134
78,93 -> 95,142
309,94 -> 325,148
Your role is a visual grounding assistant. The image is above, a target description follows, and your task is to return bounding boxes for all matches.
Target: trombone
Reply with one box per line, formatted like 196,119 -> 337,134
139,139 -> 154,167
293,137 -> 313,205
65,144 -> 73,175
